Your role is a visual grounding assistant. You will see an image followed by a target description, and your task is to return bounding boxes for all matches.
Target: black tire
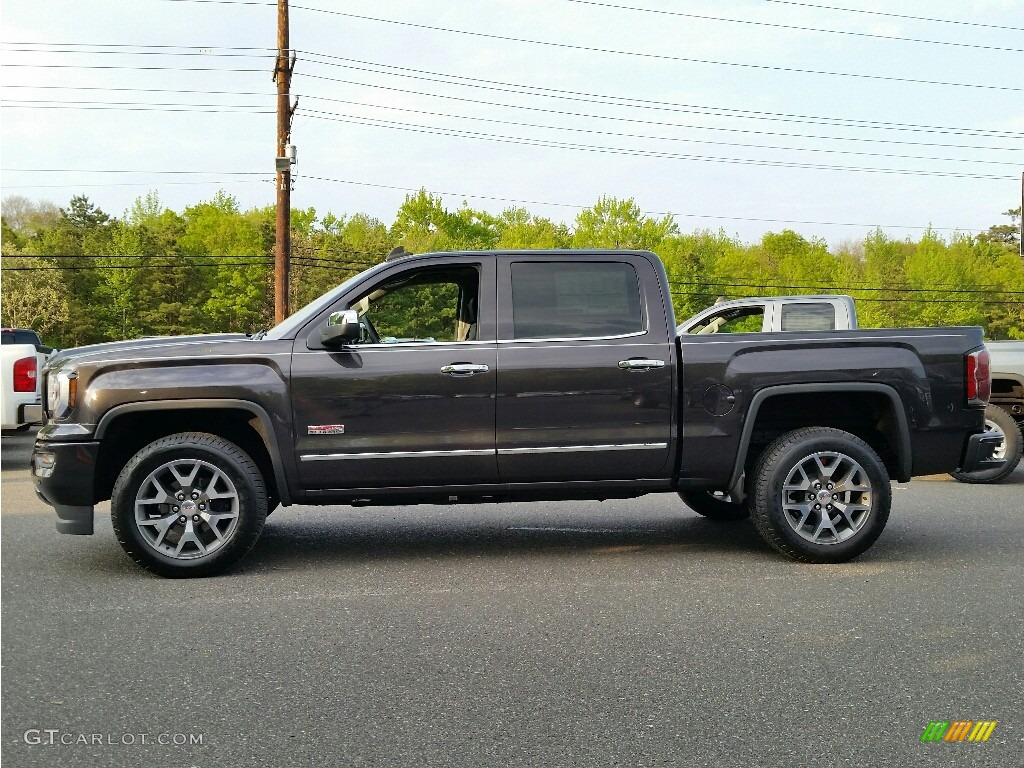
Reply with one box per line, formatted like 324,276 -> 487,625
750,427 -> 891,563
678,490 -> 750,520
950,405 -> 1023,484
111,432 -> 268,578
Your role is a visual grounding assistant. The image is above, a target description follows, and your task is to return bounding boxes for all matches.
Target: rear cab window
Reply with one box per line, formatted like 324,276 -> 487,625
780,303 -> 837,331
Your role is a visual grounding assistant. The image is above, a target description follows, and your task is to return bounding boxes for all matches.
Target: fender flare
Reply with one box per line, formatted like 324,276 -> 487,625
95,399 -> 292,505
727,382 -> 912,495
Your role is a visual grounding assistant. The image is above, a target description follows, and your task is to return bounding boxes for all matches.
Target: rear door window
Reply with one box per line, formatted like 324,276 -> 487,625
510,262 -> 643,339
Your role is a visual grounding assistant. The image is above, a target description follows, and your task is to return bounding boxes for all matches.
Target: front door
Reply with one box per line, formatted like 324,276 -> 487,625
291,261 -> 498,490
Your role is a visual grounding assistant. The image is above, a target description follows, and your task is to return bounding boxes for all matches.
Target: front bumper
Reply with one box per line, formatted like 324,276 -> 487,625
959,431 -> 1005,474
31,440 -> 99,535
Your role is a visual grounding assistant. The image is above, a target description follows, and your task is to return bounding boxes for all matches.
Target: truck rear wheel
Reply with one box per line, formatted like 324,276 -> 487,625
678,490 -> 749,520
749,427 -> 891,563
110,432 -> 268,578
949,405 -> 1022,484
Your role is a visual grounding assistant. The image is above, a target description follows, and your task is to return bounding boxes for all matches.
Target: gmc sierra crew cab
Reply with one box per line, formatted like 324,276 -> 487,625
31,250 -> 1001,577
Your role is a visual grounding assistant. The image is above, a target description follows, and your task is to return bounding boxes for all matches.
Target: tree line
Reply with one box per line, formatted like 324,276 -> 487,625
1,190 -> 1021,348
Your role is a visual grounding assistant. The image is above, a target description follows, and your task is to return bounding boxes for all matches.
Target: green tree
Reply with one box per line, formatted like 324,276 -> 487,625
494,207 -> 571,249
180,191 -> 272,333
572,196 -> 677,250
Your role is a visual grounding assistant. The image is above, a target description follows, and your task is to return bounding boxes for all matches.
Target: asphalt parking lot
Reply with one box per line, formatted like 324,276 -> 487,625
2,428 -> 1022,768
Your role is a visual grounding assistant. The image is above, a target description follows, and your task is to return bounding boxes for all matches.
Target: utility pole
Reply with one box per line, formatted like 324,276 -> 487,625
274,0 -> 296,323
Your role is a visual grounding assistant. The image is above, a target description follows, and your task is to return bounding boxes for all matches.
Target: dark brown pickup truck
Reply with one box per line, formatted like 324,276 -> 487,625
31,250 -> 1001,577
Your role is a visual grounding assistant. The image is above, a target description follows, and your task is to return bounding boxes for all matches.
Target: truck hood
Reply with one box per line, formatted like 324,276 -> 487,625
45,333 -> 250,369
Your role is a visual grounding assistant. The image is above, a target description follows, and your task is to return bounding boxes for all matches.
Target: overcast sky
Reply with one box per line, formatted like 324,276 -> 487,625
2,0 -> 1022,246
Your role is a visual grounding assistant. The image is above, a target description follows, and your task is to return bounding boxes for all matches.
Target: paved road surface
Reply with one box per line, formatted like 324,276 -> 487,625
2,429 -> 1022,767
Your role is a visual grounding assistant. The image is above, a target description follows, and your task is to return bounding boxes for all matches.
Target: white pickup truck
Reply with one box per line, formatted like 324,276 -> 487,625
678,295 -> 857,335
1,328 -> 53,432
969,340 -> 1024,482
678,295 -> 1021,482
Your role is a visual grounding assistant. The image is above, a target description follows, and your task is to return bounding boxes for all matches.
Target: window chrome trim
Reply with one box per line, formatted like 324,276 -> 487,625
498,443 -> 668,455
497,329 -> 648,344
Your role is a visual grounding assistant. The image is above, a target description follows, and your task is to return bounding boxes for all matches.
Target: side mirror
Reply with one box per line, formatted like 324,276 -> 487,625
320,309 -> 360,347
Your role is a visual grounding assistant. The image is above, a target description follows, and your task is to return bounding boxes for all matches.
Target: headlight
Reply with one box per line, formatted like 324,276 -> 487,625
46,370 -> 78,419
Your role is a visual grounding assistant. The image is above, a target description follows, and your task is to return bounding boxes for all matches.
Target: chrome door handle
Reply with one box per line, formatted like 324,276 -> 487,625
441,363 -> 490,376
618,358 -> 666,371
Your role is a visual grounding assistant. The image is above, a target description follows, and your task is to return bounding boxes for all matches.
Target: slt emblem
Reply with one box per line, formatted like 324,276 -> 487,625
308,424 -> 345,435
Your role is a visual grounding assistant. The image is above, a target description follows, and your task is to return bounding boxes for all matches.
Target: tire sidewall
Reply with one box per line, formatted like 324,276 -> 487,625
111,434 -> 267,577
754,430 -> 891,563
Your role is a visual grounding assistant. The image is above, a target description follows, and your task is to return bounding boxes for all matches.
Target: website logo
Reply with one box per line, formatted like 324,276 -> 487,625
920,721 -> 997,743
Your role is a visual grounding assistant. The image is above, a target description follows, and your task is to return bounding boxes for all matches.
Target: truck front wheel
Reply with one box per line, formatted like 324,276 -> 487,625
110,432 -> 268,578
749,427 -> 891,563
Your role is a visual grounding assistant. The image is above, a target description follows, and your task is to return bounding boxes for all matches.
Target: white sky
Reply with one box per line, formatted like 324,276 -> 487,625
1,0 -> 1022,246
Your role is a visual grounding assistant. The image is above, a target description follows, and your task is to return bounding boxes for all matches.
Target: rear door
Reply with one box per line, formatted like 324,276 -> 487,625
494,254 -> 675,483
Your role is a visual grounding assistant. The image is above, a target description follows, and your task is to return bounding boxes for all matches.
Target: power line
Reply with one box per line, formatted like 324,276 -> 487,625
2,64 -> 267,73
667,279 -> 1024,296
282,6 -> 1022,92
6,97 -> 1016,165
1,180 -> 271,189
3,102 -> 272,114
1,168 -> 267,175
155,0 -> 275,5
563,0 -> 1024,53
3,257 -> 272,264
298,174 -> 987,233
9,49 -> 1020,137
668,289 -> 1016,306
294,91 -> 1022,153
0,168 -> 996,231
761,0 -> 1024,33
1,46 -> 274,59
294,58 -> 1024,138
298,110 -> 1018,180
3,84 -> 276,97
1,41 -> 278,51
293,103 -> 1019,166
8,83 -> 1021,151
6,254 -> 1018,297
151,0 -> 1024,36
2,261 -> 272,271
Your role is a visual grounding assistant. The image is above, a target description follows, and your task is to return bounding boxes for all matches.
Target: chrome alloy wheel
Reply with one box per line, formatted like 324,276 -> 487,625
781,451 -> 873,545
134,459 -> 240,559
983,417 -> 1008,461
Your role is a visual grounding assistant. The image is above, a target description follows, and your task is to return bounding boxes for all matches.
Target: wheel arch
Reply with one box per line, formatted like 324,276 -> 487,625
728,383 -> 912,495
94,400 -> 291,506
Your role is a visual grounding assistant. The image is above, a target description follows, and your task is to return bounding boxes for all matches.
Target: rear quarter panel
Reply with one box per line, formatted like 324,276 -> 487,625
677,327 -> 985,486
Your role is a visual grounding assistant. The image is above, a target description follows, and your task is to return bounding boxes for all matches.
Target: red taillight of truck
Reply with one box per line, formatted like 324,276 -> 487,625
965,347 -> 991,406
13,356 -> 38,392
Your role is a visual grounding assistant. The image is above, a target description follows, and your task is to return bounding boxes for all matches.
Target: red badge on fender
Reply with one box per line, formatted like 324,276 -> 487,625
308,424 -> 345,435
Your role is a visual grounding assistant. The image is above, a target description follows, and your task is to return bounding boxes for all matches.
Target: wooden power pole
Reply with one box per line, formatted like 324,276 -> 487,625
274,0 -> 295,323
